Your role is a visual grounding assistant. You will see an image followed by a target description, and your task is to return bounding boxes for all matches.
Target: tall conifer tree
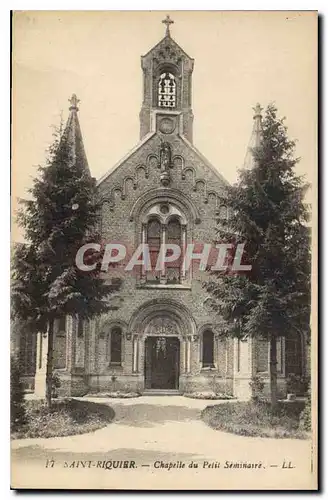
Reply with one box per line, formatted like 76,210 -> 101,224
12,96 -> 117,406
206,104 -> 311,408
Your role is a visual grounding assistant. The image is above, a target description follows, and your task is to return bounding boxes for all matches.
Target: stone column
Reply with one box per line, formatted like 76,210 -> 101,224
84,319 -> 91,374
249,337 -> 256,376
181,224 -> 187,282
132,335 -> 139,373
182,338 -> 186,373
66,315 -> 75,372
75,324 -> 85,369
186,336 -> 191,373
160,223 -> 166,284
233,337 -> 253,400
141,223 -> 147,283
281,337 -> 286,376
87,319 -> 97,374
34,331 -> 48,398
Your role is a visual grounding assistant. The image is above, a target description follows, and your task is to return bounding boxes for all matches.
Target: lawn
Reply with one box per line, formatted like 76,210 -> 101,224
201,400 -> 309,439
11,398 -> 115,439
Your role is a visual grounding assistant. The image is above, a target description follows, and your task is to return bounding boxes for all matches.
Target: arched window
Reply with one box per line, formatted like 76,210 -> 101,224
140,202 -> 187,285
19,330 -> 36,376
158,72 -> 176,108
110,327 -> 122,364
57,316 -> 66,337
54,317 -> 67,369
147,218 -> 161,282
285,332 -> 303,376
77,317 -> 84,338
202,330 -> 214,368
166,217 -> 181,283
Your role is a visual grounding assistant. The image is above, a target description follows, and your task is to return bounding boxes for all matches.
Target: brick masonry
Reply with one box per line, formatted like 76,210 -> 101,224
30,30 -> 307,400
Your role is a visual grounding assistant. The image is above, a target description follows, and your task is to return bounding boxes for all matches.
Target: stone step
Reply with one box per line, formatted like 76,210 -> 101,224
142,389 -> 181,396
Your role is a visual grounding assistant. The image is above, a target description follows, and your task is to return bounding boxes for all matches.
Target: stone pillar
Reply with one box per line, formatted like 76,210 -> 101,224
141,223 -> 147,283
249,337 -> 257,376
132,335 -> 139,373
61,315 -> 87,397
75,324 -> 85,368
305,337 -> 311,377
233,337 -> 254,400
221,338 -> 232,394
87,319 -> 97,374
181,224 -> 187,282
66,315 -> 75,372
181,338 -> 186,373
34,331 -> 48,398
160,223 -> 166,284
186,336 -> 191,373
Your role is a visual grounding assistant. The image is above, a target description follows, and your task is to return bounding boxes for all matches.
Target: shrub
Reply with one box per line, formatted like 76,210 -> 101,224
184,391 -> 235,400
12,398 -> 115,439
299,392 -> 311,431
286,374 -> 310,396
201,401 -> 308,439
10,354 -> 26,431
87,391 -> 141,399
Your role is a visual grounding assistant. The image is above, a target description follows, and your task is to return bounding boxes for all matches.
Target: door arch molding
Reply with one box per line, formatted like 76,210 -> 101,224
128,298 -> 196,340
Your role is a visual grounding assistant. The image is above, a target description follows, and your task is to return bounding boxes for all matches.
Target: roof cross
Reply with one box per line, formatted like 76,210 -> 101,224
162,14 -> 174,36
69,93 -> 80,111
253,103 -> 263,118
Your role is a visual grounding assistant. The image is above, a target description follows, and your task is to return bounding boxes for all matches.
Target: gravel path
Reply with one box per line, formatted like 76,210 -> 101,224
11,396 -> 315,490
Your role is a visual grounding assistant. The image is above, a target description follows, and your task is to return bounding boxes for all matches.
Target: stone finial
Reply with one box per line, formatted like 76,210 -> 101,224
253,103 -> 263,119
69,94 -> 80,111
162,14 -> 174,37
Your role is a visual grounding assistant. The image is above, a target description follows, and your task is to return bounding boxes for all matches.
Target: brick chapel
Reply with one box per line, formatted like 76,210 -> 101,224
15,17 -> 307,400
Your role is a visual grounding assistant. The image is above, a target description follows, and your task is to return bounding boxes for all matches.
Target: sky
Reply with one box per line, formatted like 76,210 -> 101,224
12,10 -> 317,242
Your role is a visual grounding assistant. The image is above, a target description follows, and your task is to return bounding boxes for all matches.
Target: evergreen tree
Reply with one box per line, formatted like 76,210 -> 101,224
206,104 -> 311,409
12,121 -> 118,407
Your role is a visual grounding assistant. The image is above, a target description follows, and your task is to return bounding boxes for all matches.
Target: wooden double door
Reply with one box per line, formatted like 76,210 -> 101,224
144,336 -> 180,390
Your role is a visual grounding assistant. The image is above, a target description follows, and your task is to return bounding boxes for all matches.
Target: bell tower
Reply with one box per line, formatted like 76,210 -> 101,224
139,15 -> 194,143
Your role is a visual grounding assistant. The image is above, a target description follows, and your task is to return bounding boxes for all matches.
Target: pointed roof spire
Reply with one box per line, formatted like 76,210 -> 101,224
252,103 -> 263,148
243,103 -> 263,169
162,14 -> 174,37
62,94 -> 90,175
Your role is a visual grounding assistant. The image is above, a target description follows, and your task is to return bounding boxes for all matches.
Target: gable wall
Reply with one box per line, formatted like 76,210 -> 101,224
93,133 -> 234,387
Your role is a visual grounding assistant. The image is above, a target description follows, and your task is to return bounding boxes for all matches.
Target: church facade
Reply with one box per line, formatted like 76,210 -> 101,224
18,18 -> 307,400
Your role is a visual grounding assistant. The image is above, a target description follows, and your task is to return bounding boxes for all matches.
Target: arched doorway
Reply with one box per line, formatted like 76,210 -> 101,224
143,316 -> 181,390
128,299 -> 196,392
144,336 -> 180,389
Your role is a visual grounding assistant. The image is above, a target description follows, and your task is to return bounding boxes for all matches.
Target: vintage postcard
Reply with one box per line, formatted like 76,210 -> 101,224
11,11 -> 318,490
